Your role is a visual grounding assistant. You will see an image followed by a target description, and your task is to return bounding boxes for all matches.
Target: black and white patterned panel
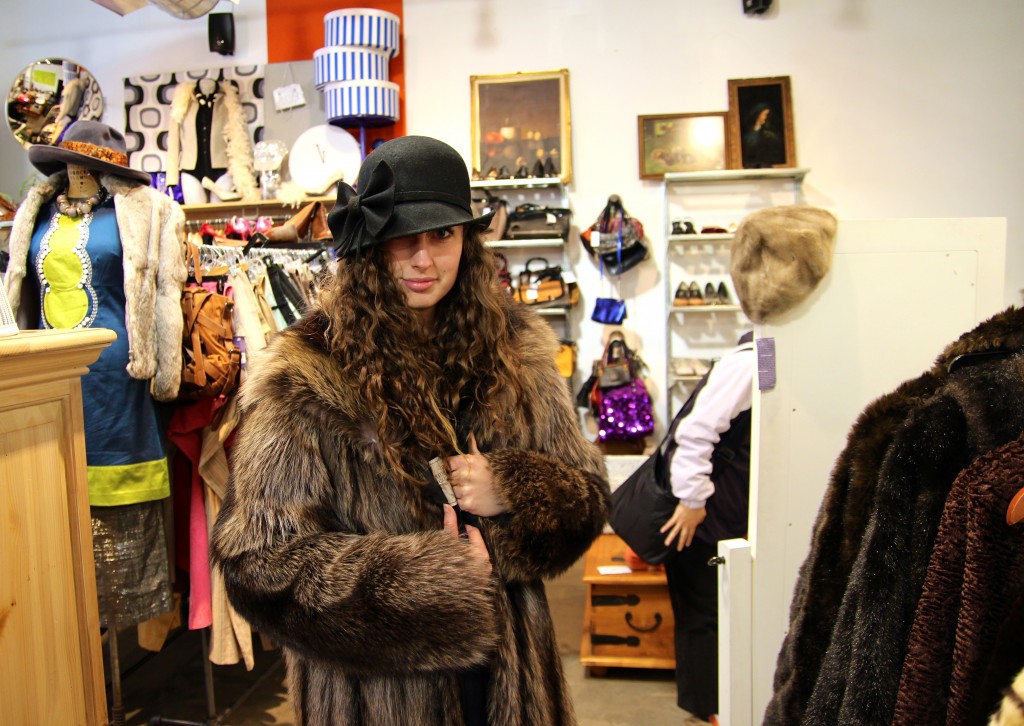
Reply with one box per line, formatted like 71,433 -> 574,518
123,65 -> 264,175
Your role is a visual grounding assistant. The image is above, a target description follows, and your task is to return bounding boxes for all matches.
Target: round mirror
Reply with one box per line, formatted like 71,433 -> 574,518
6,58 -> 103,149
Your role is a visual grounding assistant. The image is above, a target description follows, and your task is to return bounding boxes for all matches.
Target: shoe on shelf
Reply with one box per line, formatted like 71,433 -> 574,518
673,281 -> 690,307
717,281 -> 730,304
671,357 -> 695,376
671,220 -> 685,236
701,225 -> 728,234
687,280 -> 703,305
681,218 -> 698,235
703,282 -> 718,305
690,358 -> 711,376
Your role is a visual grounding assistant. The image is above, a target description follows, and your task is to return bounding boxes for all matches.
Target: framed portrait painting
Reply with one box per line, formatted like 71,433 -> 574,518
637,112 -> 728,179
470,69 -> 572,183
726,76 -> 797,169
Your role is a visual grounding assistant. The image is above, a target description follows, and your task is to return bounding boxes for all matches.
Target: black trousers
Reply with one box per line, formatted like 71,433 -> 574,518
664,538 -> 719,719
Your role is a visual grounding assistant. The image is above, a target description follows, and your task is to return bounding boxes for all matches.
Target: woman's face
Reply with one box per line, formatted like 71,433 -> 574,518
381,225 -> 464,325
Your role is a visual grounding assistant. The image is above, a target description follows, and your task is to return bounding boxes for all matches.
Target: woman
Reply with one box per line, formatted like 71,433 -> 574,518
211,135 -> 610,725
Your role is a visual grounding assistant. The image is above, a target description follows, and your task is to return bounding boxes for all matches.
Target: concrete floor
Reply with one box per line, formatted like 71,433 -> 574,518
110,557 -> 694,725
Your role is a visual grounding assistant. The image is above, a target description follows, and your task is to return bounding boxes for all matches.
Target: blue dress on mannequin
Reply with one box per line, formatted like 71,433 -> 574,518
29,195 -> 172,626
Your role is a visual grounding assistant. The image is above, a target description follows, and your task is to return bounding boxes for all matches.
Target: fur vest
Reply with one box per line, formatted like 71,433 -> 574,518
3,172 -> 187,401
211,304 -> 610,726
766,306 -> 1024,725
166,80 -> 258,202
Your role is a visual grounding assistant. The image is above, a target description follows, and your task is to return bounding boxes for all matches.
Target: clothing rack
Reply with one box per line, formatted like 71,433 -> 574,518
183,214 -> 294,234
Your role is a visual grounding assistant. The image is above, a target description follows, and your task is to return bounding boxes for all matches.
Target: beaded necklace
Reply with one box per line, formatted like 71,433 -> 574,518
55,186 -> 107,218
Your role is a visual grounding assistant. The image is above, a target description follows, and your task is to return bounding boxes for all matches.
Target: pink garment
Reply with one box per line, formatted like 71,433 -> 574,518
168,397 -> 225,630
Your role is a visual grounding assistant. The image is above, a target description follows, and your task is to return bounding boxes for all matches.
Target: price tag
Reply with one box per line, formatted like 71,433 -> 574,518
272,83 -> 306,111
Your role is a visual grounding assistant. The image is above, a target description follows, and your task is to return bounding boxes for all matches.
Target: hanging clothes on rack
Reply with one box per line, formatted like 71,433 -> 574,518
892,432 -> 1024,726
765,305 -> 1024,726
166,241 -> 327,666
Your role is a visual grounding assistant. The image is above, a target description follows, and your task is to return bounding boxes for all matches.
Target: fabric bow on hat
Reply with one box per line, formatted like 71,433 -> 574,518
328,161 -> 397,257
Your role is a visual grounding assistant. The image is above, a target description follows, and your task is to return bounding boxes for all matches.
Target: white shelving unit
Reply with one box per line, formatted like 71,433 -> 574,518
663,168 -> 809,417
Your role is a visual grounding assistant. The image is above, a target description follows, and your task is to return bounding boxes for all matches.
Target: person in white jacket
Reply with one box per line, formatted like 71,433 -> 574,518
661,330 -> 755,726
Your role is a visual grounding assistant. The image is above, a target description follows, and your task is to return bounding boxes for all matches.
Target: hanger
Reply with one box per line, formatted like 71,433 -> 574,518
947,348 -> 1013,374
1009,489 -> 1024,526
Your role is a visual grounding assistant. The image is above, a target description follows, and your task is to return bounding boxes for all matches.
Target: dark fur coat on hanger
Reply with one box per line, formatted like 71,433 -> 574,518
765,305 -> 1024,725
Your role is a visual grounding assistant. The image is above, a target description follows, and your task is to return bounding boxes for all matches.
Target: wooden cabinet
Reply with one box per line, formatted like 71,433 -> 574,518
580,533 -> 675,674
0,328 -> 114,725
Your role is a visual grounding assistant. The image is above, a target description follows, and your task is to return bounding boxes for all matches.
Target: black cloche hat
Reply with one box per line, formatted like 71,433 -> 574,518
28,119 -> 152,184
328,135 -> 494,257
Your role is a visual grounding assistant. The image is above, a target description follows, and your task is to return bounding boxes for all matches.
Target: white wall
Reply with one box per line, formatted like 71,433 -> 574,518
1,0 -> 1021,433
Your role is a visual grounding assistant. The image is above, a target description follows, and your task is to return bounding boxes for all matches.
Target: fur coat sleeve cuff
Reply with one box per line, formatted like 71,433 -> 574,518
215,528 -> 499,674
481,448 -> 610,582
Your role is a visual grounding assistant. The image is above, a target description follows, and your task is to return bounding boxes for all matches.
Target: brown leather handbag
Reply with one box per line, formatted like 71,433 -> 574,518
178,284 -> 242,400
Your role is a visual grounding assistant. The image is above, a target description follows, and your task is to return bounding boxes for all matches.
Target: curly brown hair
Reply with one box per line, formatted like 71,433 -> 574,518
316,225 -> 523,483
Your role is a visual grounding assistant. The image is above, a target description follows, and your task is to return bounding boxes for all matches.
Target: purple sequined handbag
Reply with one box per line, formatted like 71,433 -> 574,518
598,378 -> 655,441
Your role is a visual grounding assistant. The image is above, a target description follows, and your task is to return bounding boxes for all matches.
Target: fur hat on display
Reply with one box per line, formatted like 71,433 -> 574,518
328,135 -> 494,258
729,205 -> 838,324
28,120 -> 151,184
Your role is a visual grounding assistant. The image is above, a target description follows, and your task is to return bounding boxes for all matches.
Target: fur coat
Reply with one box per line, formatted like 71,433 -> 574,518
765,306 -> 1024,725
210,303 -> 610,726
892,433 -> 1024,726
3,171 -> 186,400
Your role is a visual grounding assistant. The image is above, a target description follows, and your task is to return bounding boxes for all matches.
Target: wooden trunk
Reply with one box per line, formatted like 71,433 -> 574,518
580,532 -> 676,673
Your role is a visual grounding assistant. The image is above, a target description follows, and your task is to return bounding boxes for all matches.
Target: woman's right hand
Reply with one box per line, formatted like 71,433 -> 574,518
443,503 -> 492,575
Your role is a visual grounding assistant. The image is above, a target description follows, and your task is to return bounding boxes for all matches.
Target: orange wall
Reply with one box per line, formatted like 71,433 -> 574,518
267,0 -> 406,145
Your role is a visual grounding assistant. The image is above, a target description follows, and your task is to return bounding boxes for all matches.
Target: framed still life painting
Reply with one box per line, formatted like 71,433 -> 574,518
470,69 -> 572,183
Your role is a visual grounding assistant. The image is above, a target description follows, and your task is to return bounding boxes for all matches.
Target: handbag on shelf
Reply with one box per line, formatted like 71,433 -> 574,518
493,252 -> 513,292
591,296 -> 627,325
471,189 -> 509,242
595,331 -> 637,389
505,203 -> 572,240
580,194 -> 649,275
598,379 -> 655,442
512,257 -> 579,307
555,339 -> 576,380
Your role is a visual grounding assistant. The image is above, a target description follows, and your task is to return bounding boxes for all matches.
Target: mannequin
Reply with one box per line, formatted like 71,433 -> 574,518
4,120 -> 186,631
166,76 -> 258,202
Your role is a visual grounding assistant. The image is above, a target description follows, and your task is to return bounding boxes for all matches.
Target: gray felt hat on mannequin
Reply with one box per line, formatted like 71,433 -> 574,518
28,119 -> 151,184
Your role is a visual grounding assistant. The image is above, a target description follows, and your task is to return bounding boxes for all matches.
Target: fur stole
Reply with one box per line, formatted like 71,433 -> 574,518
167,80 -> 258,202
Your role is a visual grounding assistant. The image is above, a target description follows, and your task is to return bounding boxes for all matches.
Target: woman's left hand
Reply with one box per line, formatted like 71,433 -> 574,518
447,433 -> 508,517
